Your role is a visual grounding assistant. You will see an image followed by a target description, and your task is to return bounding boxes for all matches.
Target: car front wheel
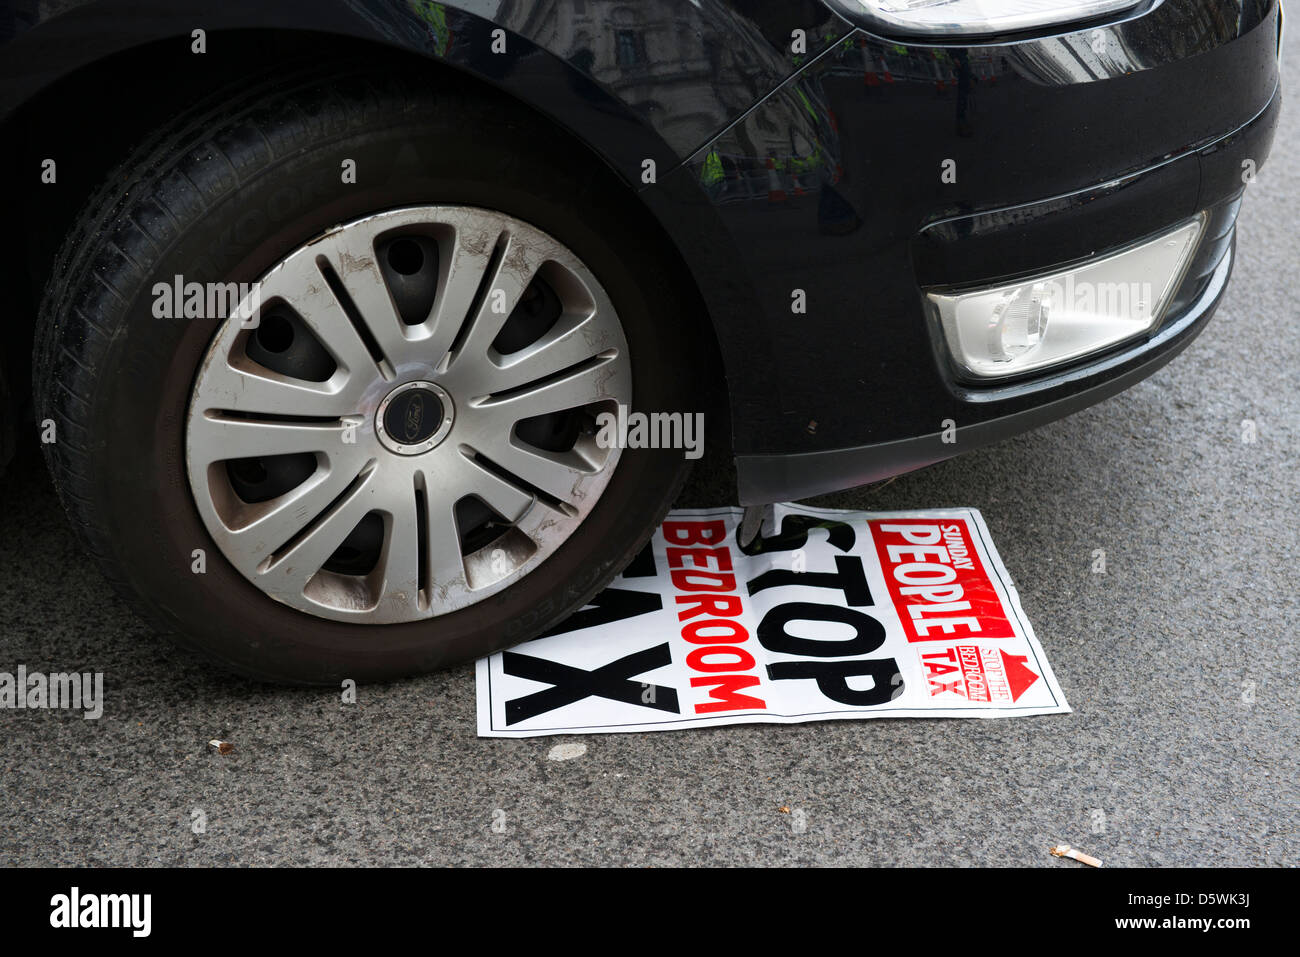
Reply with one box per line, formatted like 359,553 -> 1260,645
34,66 -> 699,683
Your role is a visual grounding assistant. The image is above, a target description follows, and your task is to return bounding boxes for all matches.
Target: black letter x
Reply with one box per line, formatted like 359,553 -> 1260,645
503,644 -> 680,725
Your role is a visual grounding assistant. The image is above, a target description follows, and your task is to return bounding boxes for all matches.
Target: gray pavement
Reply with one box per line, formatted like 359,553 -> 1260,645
1,35 -> 1297,867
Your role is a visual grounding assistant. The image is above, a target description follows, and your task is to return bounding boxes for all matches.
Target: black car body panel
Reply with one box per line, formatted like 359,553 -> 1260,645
0,0 -> 1284,503
652,0 -> 1281,497
0,0 -> 845,181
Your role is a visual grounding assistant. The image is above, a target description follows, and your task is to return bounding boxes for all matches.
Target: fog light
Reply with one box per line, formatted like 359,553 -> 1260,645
928,216 -> 1205,379
988,281 -> 1051,362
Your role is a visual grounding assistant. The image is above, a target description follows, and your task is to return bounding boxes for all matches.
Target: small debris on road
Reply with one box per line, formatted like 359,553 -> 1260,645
547,742 -> 587,761
1050,843 -> 1102,867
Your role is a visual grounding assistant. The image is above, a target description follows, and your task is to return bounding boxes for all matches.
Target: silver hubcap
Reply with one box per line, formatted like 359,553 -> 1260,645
185,206 -> 632,623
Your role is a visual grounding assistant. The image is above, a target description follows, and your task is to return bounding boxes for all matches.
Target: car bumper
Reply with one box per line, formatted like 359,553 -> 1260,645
736,222 -> 1236,502
738,79 -> 1280,502
652,0 -> 1283,503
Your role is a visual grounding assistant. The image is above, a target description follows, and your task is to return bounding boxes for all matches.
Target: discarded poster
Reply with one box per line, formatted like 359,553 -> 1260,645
476,505 -> 1069,736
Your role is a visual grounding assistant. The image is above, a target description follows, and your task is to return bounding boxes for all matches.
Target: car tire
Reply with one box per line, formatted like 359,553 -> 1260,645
33,64 -> 701,684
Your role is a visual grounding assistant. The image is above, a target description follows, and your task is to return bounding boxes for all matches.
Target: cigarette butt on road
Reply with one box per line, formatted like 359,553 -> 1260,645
208,739 -> 234,755
1050,843 -> 1102,867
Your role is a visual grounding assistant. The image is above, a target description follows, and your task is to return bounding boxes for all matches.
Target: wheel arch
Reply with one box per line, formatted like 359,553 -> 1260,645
1,8 -> 738,469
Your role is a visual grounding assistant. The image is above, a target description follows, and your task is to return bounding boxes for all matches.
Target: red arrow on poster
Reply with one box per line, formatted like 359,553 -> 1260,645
1000,651 -> 1040,702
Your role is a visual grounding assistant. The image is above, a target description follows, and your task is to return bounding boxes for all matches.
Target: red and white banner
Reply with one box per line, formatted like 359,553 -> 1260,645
476,505 -> 1069,736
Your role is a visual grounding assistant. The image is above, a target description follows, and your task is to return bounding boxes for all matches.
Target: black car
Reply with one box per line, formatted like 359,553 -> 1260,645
0,0 -> 1282,681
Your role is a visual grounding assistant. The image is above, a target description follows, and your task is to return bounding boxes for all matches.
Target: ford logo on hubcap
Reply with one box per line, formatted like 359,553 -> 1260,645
403,395 -> 424,440
382,387 -> 443,447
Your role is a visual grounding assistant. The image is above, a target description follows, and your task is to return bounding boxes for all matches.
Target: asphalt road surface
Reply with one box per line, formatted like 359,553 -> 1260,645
3,40 -> 1297,867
